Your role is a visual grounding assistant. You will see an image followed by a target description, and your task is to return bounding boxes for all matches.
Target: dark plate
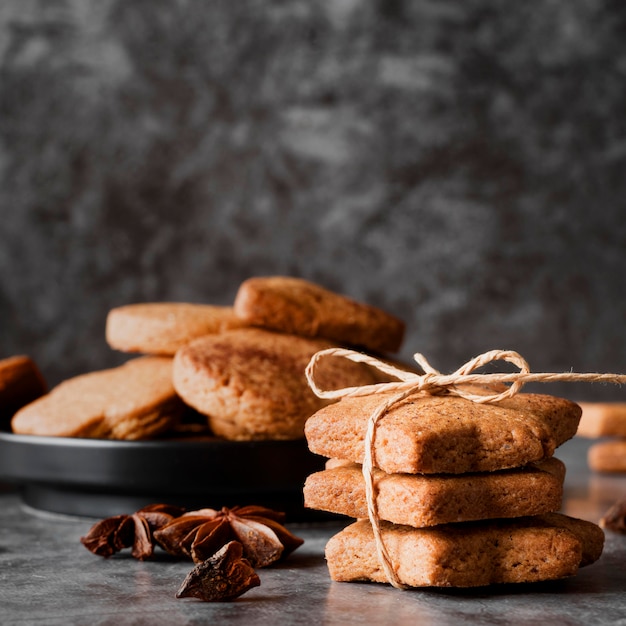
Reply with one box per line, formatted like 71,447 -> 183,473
0,430 -> 327,519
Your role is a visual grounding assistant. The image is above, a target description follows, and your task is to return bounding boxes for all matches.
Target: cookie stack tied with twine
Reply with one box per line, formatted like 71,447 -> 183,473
303,349 -> 626,588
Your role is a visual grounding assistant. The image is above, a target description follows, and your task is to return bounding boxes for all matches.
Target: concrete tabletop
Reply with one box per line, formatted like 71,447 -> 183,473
1,436 -> 625,626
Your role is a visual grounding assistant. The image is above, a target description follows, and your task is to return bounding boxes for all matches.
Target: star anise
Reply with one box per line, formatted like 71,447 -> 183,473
154,505 -> 304,567
81,504 -> 186,560
600,497 -> 626,533
176,540 -> 261,602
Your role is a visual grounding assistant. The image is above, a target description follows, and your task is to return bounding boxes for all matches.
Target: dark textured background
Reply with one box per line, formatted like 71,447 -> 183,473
1,0 -> 625,402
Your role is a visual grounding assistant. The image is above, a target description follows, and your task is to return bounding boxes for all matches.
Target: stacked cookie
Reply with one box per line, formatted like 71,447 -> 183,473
577,402 -> 626,473
11,276 -> 405,442
304,390 -> 605,587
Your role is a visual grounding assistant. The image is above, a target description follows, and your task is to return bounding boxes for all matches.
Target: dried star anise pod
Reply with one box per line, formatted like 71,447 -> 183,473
600,497 -> 626,533
81,504 -> 186,560
176,540 -> 261,602
154,505 -> 304,567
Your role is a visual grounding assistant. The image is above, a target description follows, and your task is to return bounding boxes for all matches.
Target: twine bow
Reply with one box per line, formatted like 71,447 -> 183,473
305,348 -> 626,589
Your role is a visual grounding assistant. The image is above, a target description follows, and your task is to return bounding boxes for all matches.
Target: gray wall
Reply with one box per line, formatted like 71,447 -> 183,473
1,0 -> 625,402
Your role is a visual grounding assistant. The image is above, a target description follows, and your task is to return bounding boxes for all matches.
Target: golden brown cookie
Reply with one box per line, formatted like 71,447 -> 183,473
11,357 -> 183,439
0,355 -> 47,427
233,276 -> 405,353
304,458 -> 565,527
588,440 -> 626,473
577,402 -> 626,438
172,328 -> 384,440
106,303 -> 248,356
325,513 -> 604,587
304,392 -> 581,474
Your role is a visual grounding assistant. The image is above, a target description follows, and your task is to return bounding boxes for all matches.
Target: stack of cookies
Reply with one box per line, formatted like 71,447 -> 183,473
303,389 -> 605,587
577,402 -> 626,473
11,276 -> 405,443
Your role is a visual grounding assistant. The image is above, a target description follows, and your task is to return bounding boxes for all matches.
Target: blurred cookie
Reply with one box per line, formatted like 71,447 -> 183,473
304,458 -> 565,527
305,392 -> 581,474
106,303 -> 248,356
325,513 -> 604,587
577,402 -> 626,438
172,328 -> 384,440
233,276 -> 405,353
0,355 -> 47,427
588,440 -> 626,473
11,357 -> 183,439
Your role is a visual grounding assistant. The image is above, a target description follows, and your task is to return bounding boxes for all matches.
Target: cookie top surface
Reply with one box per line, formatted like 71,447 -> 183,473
172,328 -> 383,440
305,391 -> 582,473
233,276 -> 405,353
11,356 -> 181,439
304,457 -> 565,527
106,303 -> 248,356
325,513 -> 604,587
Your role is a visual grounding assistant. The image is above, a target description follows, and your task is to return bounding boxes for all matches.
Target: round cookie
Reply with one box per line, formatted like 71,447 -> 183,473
106,303 -> 248,356
11,356 -> 183,440
588,440 -> 626,473
577,402 -> 626,438
172,328 -> 383,441
0,355 -> 47,428
233,276 -> 405,353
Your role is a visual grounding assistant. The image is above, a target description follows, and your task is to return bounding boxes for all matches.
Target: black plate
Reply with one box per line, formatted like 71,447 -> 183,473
0,430 -> 327,519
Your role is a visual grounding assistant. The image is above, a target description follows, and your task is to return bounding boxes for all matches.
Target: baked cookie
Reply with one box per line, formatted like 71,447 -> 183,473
106,303 -> 248,356
233,276 -> 405,353
577,402 -> 626,438
172,328 -> 384,440
588,440 -> 626,473
304,458 -> 565,527
11,357 -> 183,439
304,392 -> 581,474
0,355 -> 47,427
325,513 -> 604,587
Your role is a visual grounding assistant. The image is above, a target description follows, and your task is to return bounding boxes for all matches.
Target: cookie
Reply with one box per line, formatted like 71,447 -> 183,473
588,440 -> 626,473
0,355 -> 47,427
11,357 -> 183,439
172,328 -> 384,440
233,276 -> 405,353
106,303 -> 248,356
304,458 -> 565,527
325,513 -> 604,587
304,392 -> 581,474
577,402 -> 626,438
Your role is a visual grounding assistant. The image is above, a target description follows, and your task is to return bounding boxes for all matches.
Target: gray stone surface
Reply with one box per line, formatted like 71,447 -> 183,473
1,437 -> 625,625
0,1 -> 625,400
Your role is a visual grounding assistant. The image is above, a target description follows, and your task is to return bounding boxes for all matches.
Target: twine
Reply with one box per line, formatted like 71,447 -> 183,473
305,348 -> 626,589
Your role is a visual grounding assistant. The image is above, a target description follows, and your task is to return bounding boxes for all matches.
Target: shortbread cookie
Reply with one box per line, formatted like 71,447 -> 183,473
588,440 -> 626,473
304,458 -> 565,527
325,513 -> 604,587
11,357 -> 183,439
173,328 -> 383,440
233,276 -> 405,353
305,392 -> 581,474
577,402 -> 626,438
0,355 -> 47,426
106,303 -> 248,356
